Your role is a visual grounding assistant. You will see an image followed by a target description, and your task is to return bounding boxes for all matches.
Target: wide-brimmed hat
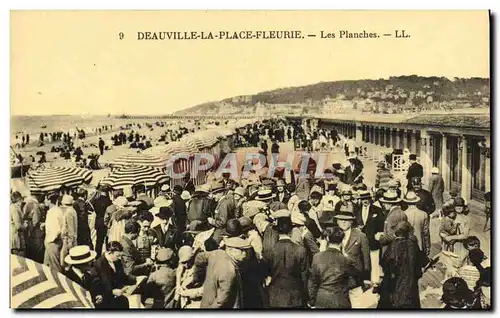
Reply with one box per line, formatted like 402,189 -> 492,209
334,208 -> 356,221
155,206 -> 174,219
234,186 -> 245,197
178,245 -> 194,263
61,194 -> 74,206
211,182 -> 226,194
431,167 -> 440,174
310,185 -> 323,196
193,184 -> 210,196
155,248 -> 174,264
271,209 -> 291,220
64,245 -> 97,265
358,190 -> 372,201
113,196 -> 129,207
380,191 -> 402,204
149,196 -> 173,214
403,191 -> 421,204
255,189 -> 275,201
181,191 -> 191,201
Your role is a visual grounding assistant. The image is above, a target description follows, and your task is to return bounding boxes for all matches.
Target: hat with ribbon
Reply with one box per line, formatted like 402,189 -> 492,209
181,190 -> 191,201
255,189 -> 275,201
358,190 -> 372,201
380,191 -> 402,204
64,245 -> 97,265
403,191 -> 421,204
234,186 -> 245,197
334,206 -> 356,221
211,182 -> 226,194
160,184 -> 171,192
193,184 -> 211,196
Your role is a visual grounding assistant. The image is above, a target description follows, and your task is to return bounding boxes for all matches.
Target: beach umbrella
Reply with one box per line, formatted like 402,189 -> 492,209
110,152 -> 169,170
100,165 -> 168,189
10,254 -> 94,309
28,167 -> 93,193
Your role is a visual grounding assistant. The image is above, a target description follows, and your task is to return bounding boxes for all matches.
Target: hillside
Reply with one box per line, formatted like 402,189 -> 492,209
175,76 -> 490,116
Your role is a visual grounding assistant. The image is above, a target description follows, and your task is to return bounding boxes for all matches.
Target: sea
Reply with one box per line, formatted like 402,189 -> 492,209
10,115 -> 166,143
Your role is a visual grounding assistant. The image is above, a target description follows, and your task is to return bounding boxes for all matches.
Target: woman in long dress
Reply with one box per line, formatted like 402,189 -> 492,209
108,196 -> 136,242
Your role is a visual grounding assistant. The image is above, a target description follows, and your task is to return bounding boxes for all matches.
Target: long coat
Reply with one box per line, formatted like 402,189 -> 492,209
193,250 -> 243,308
428,174 -> 445,210
343,163 -> 363,185
379,206 -> 408,251
378,237 -> 422,309
308,248 -> 360,308
267,238 -> 309,308
404,206 -> 431,256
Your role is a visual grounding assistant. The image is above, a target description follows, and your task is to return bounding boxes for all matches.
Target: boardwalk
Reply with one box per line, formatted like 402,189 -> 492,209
234,140 -> 490,308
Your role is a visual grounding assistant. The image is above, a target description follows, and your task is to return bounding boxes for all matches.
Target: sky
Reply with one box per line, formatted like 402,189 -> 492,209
10,10 -> 490,116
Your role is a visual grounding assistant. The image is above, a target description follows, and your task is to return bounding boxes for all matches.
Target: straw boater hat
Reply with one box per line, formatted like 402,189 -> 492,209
64,245 -> 97,265
113,196 -> 129,207
160,184 -> 171,192
380,191 -> 402,204
403,191 -> 421,204
358,190 -> 372,201
334,206 -> 356,221
255,189 -> 275,201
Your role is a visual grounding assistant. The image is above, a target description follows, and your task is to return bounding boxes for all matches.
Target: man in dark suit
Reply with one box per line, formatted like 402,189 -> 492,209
343,155 -> 363,185
353,191 -> 385,288
90,241 -> 138,309
308,227 -> 361,308
64,245 -> 100,304
266,212 -> 309,308
150,206 -> 181,252
275,179 -> 291,204
334,209 -> 371,294
411,177 -> 436,215
90,185 -> 112,256
406,154 -> 423,190
120,221 -> 153,276
73,188 -> 93,249
172,185 -> 187,232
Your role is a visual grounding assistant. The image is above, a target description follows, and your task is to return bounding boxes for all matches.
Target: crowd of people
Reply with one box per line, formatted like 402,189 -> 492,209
10,118 -> 490,310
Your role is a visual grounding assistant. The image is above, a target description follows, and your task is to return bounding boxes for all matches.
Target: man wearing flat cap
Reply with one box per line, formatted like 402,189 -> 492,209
405,154 -> 423,190
192,237 -> 252,308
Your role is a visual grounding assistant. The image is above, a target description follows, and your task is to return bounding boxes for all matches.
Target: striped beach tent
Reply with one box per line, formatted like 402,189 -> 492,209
100,165 -> 168,189
10,254 -> 94,309
110,152 -> 169,170
27,167 -> 93,193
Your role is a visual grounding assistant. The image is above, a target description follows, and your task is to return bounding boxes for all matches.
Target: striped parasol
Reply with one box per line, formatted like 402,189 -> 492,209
28,167 -> 93,193
10,254 -> 94,308
110,152 -> 169,169
100,165 -> 168,189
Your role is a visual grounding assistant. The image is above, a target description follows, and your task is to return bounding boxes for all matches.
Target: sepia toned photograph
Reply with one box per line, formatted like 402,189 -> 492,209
9,10 -> 491,309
